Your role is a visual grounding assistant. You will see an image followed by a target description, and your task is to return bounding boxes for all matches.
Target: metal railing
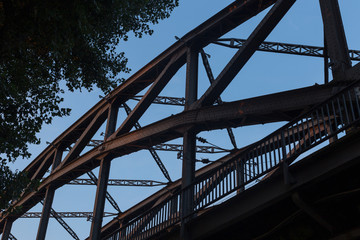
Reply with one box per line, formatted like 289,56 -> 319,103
105,81 -> 360,240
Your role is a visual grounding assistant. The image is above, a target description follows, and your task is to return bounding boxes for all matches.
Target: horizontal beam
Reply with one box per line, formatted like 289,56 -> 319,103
87,142 -> 227,153
21,212 -> 117,219
131,96 -> 185,106
153,143 -> 228,153
67,179 -> 166,187
214,38 -> 360,60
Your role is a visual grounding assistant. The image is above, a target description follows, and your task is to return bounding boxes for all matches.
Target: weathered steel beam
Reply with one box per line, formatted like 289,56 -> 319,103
319,0 -> 352,80
89,104 -> 118,240
58,107 -> 108,169
36,148 -> 64,240
30,149 -> 55,181
90,159 -> 112,240
181,47 -> 199,239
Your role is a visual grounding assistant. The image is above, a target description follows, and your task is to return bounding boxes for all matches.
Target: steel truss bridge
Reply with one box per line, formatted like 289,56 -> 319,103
1,0 -> 360,239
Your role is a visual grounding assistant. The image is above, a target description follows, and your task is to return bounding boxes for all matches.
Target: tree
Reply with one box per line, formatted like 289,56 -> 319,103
0,0 -> 179,210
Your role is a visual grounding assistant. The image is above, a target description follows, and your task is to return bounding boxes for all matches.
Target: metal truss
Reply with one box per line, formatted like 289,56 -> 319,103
2,0 -> 359,239
131,95 -> 185,106
213,38 -> 360,60
68,179 -> 166,186
88,141 -> 227,153
152,143 -> 228,153
21,212 -> 116,219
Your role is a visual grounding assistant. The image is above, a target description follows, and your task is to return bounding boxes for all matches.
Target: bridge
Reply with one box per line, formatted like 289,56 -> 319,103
1,0 -> 360,239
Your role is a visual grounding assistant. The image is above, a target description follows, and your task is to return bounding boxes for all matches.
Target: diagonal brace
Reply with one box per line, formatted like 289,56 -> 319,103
200,49 -> 238,149
86,171 -> 121,212
114,50 -> 186,137
40,201 -> 80,240
191,0 -> 297,109
123,103 -> 172,182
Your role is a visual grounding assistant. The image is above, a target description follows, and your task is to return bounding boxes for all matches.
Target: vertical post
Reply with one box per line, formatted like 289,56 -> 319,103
104,104 -> 119,140
236,160 -> 245,194
89,104 -> 118,240
1,219 -> 13,240
281,131 -> 291,185
36,148 -> 63,240
181,47 -> 198,239
319,0 -> 351,80
324,34 -> 329,84
184,47 -> 199,111
89,157 -> 111,240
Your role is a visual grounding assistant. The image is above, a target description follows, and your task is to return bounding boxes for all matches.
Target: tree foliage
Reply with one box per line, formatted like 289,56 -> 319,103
0,0 -> 178,210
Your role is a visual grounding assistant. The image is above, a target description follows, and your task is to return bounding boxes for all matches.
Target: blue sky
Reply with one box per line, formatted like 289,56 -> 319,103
8,0 -> 360,239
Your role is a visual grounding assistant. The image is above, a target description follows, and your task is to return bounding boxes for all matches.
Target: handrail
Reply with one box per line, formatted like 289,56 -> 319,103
105,80 -> 360,240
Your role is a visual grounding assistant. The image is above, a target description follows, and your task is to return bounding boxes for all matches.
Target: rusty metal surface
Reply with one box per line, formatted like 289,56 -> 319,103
2,0 -> 360,239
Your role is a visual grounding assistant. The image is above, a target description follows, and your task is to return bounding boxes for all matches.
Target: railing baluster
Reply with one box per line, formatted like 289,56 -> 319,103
255,147 -> 260,176
320,107 -> 328,137
310,113 -> 317,143
347,90 -> 356,122
353,88 -> 360,116
337,97 -> 345,127
271,136 -> 276,167
276,134 -> 281,165
260,143 -> 264,173
286,128 -> 291,156
291,125 -> 296,154
300,118 -> 307,148
315,110 -> 323,139
342,94 -> 350,125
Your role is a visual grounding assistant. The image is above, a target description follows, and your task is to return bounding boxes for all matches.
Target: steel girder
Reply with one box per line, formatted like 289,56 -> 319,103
1,0 -> 359,239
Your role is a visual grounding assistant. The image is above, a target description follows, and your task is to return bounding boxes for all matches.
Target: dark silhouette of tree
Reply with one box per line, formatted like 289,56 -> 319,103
0,0 -> 178,210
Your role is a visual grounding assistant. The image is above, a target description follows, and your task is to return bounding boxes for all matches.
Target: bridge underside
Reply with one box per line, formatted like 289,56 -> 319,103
159,130 -> 360,240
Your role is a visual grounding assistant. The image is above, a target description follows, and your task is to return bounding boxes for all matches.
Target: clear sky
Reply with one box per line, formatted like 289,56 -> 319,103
8,0 -> 360,239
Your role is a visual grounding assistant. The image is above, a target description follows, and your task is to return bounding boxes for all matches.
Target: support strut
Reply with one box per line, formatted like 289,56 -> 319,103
123,103 -> 172,182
